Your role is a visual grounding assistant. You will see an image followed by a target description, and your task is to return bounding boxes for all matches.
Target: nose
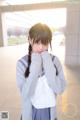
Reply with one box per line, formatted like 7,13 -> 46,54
39,44 -> 43,50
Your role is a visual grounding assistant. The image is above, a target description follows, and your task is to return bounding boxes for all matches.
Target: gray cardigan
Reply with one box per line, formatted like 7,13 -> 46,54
16,51 -> 67,120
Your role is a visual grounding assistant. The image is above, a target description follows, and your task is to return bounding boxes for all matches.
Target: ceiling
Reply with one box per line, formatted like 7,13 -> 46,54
0,0 -> 66,6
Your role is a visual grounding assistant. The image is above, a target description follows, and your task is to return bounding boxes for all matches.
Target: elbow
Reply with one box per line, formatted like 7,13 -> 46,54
54,88 -> 65,95
54,81 -> 67,95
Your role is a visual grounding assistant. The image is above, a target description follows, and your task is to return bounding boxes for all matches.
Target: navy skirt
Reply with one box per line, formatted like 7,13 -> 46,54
20,106 -> 57,120
32,105 -> 51,120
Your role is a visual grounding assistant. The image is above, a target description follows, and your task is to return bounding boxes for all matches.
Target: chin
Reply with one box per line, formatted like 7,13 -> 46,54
38,51 -> 43,53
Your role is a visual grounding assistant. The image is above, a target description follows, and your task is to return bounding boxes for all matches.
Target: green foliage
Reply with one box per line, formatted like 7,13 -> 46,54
7,37 -> 27,46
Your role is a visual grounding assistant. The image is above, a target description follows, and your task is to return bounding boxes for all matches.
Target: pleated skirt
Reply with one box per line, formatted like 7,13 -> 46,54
32,105 -> 51,120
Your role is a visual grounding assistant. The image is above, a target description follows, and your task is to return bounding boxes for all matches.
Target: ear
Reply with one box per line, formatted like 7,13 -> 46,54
29,41 -> 32,45
28,36 -> 34,45
30,39 -> 34,46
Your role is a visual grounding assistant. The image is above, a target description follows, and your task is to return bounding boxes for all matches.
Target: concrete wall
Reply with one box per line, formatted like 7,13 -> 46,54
65,4 -> 80,65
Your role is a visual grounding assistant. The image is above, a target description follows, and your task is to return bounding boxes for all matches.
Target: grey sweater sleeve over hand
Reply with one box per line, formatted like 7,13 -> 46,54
16,53 -> 42,100
41,51 -> 67,94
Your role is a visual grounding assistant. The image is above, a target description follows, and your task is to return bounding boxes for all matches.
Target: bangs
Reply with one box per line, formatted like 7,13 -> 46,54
33,33 -> 50,45
34,39 -> 49,45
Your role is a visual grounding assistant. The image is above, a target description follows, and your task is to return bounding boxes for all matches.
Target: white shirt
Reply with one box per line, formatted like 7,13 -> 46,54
31,75 -> 56,109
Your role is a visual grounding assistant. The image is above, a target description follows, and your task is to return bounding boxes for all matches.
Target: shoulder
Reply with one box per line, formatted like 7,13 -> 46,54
50,54 -> 60,63
50,54 -> 62,70
16,54 -> 28,70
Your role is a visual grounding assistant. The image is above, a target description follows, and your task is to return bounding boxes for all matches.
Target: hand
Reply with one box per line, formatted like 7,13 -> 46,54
31,52 -> 42,77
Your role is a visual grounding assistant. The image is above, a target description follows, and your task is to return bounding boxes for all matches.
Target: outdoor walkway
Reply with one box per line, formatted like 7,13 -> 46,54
0,44 -> 80,120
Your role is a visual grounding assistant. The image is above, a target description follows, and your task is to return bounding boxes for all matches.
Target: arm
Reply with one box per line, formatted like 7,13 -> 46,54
16,53 -> 42,100
41,51 -> 67,94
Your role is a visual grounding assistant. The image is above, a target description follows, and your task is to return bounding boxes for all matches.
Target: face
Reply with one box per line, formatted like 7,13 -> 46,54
31,41 -> 48,53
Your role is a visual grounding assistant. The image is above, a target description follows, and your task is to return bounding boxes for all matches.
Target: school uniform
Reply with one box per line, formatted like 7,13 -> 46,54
16,51 -> 67,120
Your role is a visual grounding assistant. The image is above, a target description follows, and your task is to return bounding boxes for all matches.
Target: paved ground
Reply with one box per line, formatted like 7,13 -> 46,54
0,44 -> 80,120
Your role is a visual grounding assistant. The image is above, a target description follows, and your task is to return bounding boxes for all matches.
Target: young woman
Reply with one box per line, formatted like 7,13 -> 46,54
16,23 -> 66,120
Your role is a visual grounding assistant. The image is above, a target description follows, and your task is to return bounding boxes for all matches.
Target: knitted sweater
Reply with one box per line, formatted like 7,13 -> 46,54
16,51 -> 67,120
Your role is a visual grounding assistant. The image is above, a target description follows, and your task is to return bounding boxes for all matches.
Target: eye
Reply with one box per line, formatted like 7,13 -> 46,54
37,41 -> 41,45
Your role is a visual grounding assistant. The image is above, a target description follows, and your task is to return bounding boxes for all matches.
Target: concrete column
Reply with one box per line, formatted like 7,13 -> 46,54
2,13 -> 8,46
78,19 -> 80,65
65,4 -> 80,65
0,13 -> 4,46
0,13 -> 8,47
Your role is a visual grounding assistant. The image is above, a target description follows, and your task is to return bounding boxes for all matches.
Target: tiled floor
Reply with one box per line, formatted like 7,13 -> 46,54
0,44 -> 80,120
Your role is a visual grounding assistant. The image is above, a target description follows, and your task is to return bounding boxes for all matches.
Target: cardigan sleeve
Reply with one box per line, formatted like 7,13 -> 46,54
16,53 -> 42,101
53,56 -> 67,94
41,51 -> 67,94
16,59 -> 27,93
